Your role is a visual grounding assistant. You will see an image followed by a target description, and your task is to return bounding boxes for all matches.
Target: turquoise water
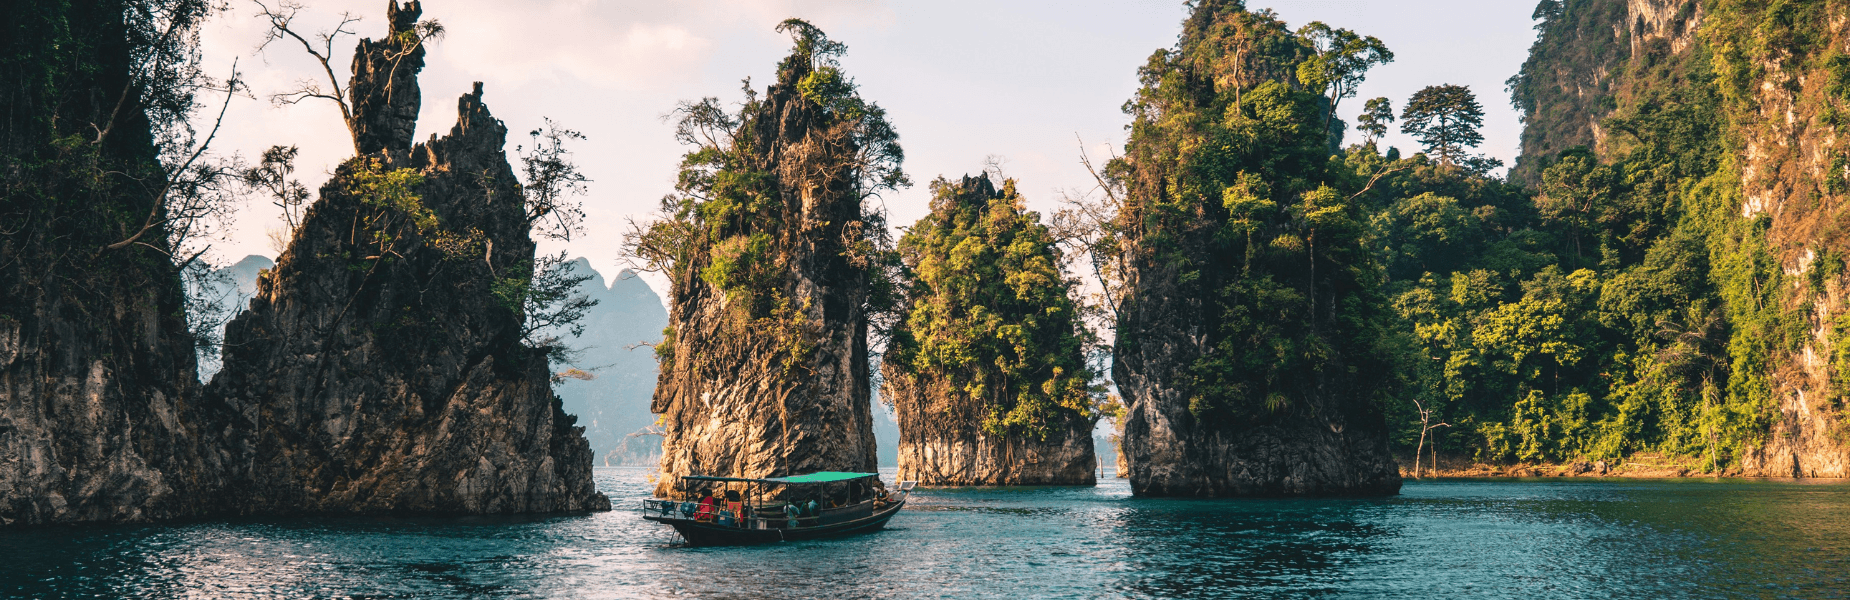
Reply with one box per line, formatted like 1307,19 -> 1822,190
2,468 -> 1847,599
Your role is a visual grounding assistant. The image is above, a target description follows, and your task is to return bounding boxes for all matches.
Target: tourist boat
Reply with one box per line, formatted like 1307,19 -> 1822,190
640,471 -> 913,546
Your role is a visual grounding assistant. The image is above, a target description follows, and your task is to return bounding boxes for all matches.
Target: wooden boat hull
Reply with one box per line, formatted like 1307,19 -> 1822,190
646,500 -> 905,546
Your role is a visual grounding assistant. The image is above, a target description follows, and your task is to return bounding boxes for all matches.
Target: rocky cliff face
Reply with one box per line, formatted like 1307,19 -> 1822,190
1514,0 -> 1850,476
1114,307 -> 1402,496
1707,3 -> 1850,478
648,24 -> 891,498
0,0 -> 229,525
1508,0 -> 1705,182
884,374 -> 1096,486
205,1 -> 606,514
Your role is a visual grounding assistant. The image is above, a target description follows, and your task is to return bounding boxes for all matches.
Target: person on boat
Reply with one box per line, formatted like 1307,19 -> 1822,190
724,490 -> 745,528
696,492 -> 718,522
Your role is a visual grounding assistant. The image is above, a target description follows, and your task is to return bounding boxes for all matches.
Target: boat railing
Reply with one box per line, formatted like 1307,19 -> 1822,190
641,499 -> 684,519
641,497 -> 894,530
638,499 -> 808,529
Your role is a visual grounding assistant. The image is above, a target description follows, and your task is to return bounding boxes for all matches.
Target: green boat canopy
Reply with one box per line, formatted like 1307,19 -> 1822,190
681,471 -> 878,485
770,472 -> 878,484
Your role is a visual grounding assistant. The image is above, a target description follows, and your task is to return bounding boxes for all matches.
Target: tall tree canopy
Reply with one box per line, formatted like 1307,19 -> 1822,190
1357,97 -> 1394,146
1296,22 -> 1393,134
1401,84 -> 1487,165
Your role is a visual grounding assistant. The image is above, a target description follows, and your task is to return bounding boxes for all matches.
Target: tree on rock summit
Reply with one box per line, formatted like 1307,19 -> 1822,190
1400,84 -> 1487,166
1107,0 -> 1403,497
627,19 -> 904,497
882,174 -> 1101,486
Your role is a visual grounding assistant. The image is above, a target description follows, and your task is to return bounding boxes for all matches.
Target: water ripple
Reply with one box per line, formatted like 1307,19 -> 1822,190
1,471 -> 1847,599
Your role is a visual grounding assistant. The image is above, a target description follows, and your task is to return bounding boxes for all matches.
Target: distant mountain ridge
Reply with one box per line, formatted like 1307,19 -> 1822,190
550,258 -> 669,466
197,255 -> 276,380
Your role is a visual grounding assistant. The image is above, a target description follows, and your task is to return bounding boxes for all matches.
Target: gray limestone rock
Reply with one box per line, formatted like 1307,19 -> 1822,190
1115,278 -> 1402,497
650,48 -> 881,498
0,0 -> 228,525
883,370 -> 1096,486
203,2 -> 606,515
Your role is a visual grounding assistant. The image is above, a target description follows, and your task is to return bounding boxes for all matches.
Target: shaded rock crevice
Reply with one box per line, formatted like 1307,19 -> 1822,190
0,0 -> 228,525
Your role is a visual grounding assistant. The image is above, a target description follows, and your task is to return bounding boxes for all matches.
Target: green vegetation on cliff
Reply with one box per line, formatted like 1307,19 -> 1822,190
1097,0 -> 1403,497
885,175 -> 1097,440
629,19 -> 898,492
1370,0 -> 1850,472
1090,0 -> 1848,477
1109,1 -> 1400,425
628,19 -> 905,374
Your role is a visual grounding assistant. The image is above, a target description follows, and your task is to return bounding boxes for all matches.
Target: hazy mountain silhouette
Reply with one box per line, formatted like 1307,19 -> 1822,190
196,255 -> 275,380
551,258 -> 670,466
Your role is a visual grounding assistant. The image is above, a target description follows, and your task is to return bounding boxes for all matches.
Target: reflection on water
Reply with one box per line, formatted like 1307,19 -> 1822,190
1,469 -> 1846,598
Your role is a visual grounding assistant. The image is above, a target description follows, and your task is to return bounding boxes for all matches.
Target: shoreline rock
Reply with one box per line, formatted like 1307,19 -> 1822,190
885,373 -> 1097,487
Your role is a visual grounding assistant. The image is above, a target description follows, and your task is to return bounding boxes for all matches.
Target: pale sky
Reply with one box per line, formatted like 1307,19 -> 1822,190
194,0 -> 1541,300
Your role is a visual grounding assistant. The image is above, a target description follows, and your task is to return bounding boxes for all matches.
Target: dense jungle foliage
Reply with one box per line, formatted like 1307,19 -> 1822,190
1369,0 -> 1844,470
1106,0 -> 1402,425
1098,0 -> 1843,472
886,175 -> 1097,439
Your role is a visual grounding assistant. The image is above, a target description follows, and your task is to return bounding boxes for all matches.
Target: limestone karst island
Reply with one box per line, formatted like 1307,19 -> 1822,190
3,0 -> 1847,597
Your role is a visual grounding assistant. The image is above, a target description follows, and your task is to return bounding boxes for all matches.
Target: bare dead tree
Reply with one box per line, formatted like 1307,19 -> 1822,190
981,154 -> 1010,182
253,0 -> 442,156
1411,395 -> 1450,478
1050,135 -> 1128,338
253,0 -> 363,155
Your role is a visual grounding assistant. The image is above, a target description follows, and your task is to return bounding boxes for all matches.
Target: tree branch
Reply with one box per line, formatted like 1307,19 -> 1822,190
106,58 -> 240,252
255,0 -> 360,155
1349,163 -> 1410,202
